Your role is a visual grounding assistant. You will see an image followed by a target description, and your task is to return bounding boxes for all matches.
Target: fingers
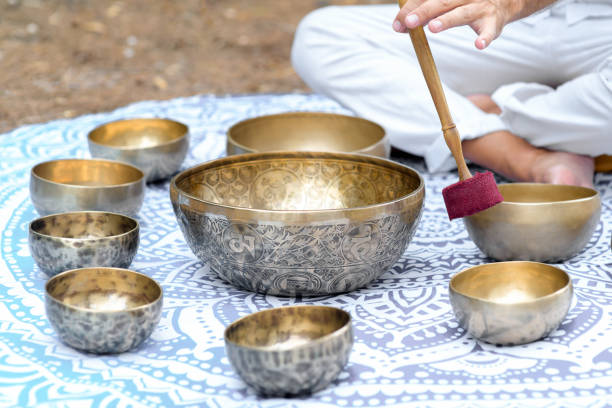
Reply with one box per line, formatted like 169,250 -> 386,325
393,0 -> 460,32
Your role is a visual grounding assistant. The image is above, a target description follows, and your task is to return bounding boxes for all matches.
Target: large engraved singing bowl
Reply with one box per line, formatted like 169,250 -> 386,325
88,118 -> 189,182
225,305 -> 353,396
449,261 -> 572,345
170,152 -> 424,296
227,112 -> 390,158
463,183 -> 600,262
30,159 -> 145,217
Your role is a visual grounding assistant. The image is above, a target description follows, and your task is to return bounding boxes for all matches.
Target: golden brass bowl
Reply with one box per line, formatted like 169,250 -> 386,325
45,267 -> 163,354
463,183 -> 600,262
225,305 -> 353,396
30,158 -> 145,217
170,151 -> 424,296
449,261 -> 572,345
88,118 -> 189,182
29,211 -> 139,277
227,112 -> 390,158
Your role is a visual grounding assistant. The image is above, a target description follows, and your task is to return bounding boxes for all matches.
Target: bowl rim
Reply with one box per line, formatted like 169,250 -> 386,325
31,158 -> 145,188
449,261 -> 572,305
87,117 -> 189,151
496,183 -> 600,206
170,151 -> 424,215
226,111 -> 387,155
29,210 -> 139,241
45,267 -> 163,313
224,305 -> 352,352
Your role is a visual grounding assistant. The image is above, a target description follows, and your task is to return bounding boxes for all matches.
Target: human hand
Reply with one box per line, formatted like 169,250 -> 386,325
393,0 -> 546,50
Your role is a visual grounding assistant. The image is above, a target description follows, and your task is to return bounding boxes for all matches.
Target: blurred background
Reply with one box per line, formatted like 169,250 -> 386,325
0,0 -> 389,133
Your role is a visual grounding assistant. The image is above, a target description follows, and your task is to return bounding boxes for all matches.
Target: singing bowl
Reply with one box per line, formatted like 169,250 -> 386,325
226,112 -> 390,158
170,151 -> 424,296
30,158 -> 145,217
225,305 -> 353,396
29,211 -> 139,277
45,267 -> 162,354
463,183 -> 600,262
88,118 -> 189,182
449,261 -> 572,345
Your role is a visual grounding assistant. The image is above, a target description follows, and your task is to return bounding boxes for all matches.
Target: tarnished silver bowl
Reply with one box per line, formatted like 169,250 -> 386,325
88,118 -> 189,182
45,267 -> 163,354
225,305 -> 353,396
227,112 -> 390,158
30,158 -> 145,217
449,261 -> 572,345
29,211 -> 139,277
170,151 -> 424,296
463,183 -> 600,262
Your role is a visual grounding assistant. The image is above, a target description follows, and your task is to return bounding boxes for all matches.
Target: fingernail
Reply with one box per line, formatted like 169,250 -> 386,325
478,38 -> 487,48
430,19 -> 442,31
405,14 -> 419,27
392,20 -> 402,32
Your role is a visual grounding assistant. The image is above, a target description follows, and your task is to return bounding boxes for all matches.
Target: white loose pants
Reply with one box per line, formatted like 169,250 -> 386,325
291,3 -> 612,172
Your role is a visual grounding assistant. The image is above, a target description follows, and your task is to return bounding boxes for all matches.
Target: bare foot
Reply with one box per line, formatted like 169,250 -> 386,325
532,151 -> 595,188
463,94 -> 595,188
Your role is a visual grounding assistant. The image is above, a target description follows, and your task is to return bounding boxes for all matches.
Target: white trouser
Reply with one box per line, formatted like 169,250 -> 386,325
291,3 -> 612,172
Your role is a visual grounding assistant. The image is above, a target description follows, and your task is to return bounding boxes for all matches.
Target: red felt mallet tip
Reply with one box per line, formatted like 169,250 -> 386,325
442,171 -> 504,220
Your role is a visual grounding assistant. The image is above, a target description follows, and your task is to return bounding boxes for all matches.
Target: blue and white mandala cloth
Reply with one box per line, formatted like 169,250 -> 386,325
0,94 -> 611,408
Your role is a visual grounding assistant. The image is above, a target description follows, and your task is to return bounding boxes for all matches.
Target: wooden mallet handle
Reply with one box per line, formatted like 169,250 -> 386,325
397,1 -> 472,180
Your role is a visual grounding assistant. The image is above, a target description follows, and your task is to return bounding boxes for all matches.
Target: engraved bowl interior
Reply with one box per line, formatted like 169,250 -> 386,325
227,112 -> 389,158
174,153 -> 419,211
463,183 -> 601,262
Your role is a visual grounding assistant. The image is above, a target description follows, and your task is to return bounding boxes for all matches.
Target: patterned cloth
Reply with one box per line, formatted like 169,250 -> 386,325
1,94 -> 611,408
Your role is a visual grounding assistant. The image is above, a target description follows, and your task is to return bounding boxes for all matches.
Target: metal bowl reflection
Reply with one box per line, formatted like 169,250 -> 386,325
449,261 -> 572,345
30,158 -> 145,216
225,305 -> 353,396
227,112 -> 390,158
463,183 -> 600,262
170,151 -> 424,296
29,211 -> 139,277
45,267 -> 162,354
88,118 -> 189,182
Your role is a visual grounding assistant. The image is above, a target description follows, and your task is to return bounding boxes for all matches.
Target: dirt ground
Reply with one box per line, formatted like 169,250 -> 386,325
0,0 -> 389,133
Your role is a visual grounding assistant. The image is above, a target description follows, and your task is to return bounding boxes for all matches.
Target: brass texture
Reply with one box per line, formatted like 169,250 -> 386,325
170,151 -> 425,296
224,305 -> 353,396
463,183 -> 600,262
29,211 -> 139,277
45,267 -> 163,354
88,118 -> 189,182
226,112 -> 390,158
449,261 -> 572,345
30,158 -> 145,217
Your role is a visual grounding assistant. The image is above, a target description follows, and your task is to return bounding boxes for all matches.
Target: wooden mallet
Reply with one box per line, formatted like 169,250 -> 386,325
397,1 -> 503,220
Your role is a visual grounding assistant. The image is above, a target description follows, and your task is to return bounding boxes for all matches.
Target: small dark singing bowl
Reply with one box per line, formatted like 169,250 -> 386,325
88,118 -> 189,182
29,211 -> 139,277
225,305 -> 353,396
463,183 -> 601,262
170,151 -> 424,296
449,261 -> 572,345
227,112 -> 390,158
30,158 -> 145,217
45,267 -> 162,354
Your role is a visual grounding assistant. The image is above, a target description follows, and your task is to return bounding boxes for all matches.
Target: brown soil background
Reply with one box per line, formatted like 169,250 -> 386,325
1,0 -> 387,133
